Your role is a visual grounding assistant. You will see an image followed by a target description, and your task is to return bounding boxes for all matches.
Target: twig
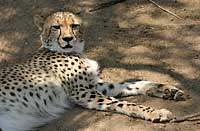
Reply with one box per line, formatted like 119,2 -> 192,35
89,0 -> 183,20
170,112 -> 200,123
147,0 -> 183,20
89,0 -> 127,12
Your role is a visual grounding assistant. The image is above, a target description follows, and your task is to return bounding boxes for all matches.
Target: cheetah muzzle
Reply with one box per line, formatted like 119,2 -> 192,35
0,11 -> 185,131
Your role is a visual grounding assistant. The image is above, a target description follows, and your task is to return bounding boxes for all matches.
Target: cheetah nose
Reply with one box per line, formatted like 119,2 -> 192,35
62,37 -> 73,43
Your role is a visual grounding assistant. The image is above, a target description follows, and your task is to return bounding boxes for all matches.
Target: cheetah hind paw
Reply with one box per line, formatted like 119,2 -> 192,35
138,82 -> 186,101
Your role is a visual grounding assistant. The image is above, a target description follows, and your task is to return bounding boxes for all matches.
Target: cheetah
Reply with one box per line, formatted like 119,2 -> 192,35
0,11 -> 185,131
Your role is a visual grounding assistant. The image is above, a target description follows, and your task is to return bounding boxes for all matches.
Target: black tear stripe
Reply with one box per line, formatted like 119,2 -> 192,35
72,27 -> 77,39
46,27 -> 52,42
57,28 -> 61,45
46,26 -> 61,46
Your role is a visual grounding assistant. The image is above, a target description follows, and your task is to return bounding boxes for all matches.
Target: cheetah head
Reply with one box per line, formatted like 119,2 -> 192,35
34,11 -> 84,53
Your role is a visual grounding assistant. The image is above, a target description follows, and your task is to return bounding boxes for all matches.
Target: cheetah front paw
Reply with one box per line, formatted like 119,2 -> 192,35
148,109 -> 173,122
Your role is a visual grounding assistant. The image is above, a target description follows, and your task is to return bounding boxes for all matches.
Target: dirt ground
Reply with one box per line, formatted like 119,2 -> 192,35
0,0 -> 200,131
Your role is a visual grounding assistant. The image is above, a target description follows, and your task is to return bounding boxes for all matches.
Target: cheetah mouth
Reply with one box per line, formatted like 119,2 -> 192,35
61,44 -> 73,49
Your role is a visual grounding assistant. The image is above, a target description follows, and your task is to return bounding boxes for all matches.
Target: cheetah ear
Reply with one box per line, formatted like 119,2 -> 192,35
34,15 -> 45,31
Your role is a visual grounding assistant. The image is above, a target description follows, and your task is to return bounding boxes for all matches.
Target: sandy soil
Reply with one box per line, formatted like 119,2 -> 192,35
0,0 -> 200,131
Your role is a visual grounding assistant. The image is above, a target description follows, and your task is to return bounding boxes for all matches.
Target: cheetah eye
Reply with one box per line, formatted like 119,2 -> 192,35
71,24 -> 80,30
52,25 -> 60,29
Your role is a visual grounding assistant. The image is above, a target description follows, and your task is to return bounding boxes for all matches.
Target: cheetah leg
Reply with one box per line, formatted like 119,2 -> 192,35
70,89 -> 173,122
96,80 -> 185,101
